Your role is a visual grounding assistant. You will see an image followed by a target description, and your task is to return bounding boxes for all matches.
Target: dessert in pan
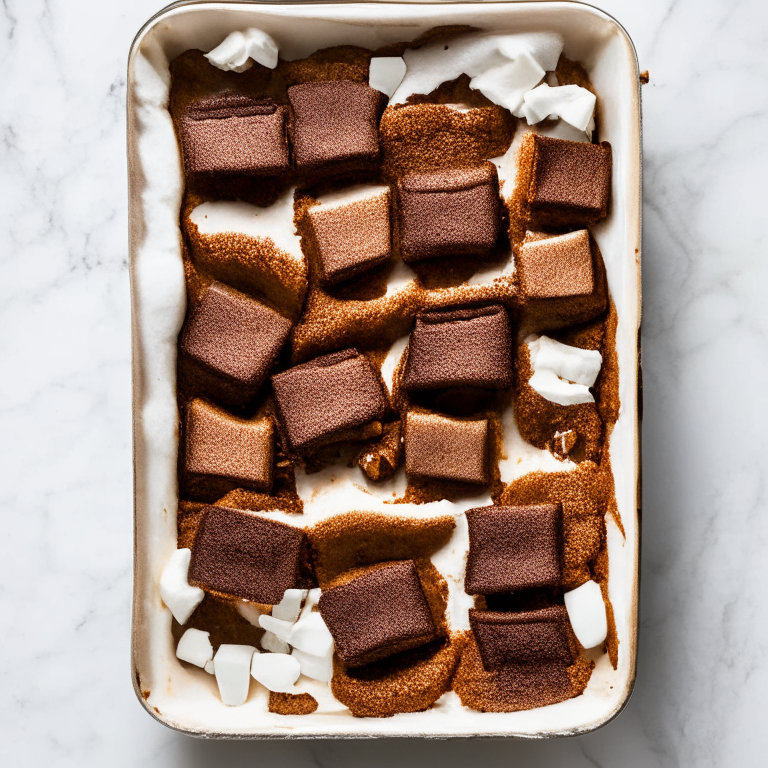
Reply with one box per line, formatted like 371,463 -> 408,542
159,24 -> 622,719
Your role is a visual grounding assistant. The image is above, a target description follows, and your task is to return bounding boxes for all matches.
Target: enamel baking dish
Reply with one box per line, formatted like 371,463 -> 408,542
128,0 -> 641,738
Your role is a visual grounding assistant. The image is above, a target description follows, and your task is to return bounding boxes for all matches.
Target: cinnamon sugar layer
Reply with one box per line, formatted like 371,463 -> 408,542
165,34 -> 625,719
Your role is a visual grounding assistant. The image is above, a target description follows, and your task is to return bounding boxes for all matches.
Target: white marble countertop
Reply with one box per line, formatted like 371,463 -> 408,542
1,1 -> 766,765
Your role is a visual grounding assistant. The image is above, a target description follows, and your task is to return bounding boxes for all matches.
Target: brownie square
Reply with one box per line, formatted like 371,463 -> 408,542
469,606 -> 574,670
180,282 -> 292,402
465,504 -> 563,594
318,560 -> 437,667
526,135 -> 611,226
287,81 -> 386,173
403,305 -> 513,391
180,93 -> 290,177
306,185 -> 392,285
518,230 -> 594,299
184,398 -> 273,491
397,164 -> 501,263
188,506 -> 307,604
404,411 -> 489,485
271,348 -> 386,452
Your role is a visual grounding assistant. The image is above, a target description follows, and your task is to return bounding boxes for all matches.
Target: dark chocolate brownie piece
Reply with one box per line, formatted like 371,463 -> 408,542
271,348 -> 386,452
287,81 -> 386,173
180,93 -> 290,177
318,560 -> 438,667
404,411 -> 489,485
469,606 -> 574,670
527,135 -> 611,226
465,504 -> 563,594
180,282 -> 292,403
403,305 -> 513,391
397,164 -> 501,262
189,506 -> 307,604
184,398 -> 273,491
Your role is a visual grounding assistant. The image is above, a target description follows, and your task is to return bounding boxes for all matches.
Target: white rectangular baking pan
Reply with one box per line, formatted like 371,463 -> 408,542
128,0 -> 641,738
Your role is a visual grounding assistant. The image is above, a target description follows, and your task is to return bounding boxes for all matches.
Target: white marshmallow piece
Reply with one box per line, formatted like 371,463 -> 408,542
272,588 -> 308,623
528,336 -> 603,406
564,580 -> 608,649
529,369 -> 593,406
521,83 -> 596,132
213,645 -> 256,706
390,32 -> 562,106
291,647 -> 334,683
205,28 -> 279,73
534,336 -> 602,387
175,628 -> 213,669
471,52 -> 545,116
261,630 -> 291,655
369,57 -> 407,98
258,613 -> 294,642
288,611 -> 335,657
204,659 -> 215,675
251,650 -> 301,692
159,548 -> 204,625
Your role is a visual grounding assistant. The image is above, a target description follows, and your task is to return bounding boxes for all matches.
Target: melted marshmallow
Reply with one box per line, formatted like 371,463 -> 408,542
369,57 -> 407,97
390,32 -> 563,106
521,82 -> 596,132
205,28 -> 278,72
189,187 -> 303,263
528,336 -> 602,406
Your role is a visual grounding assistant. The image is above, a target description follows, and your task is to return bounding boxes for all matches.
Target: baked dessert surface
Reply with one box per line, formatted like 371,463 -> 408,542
158,25 -> 624,721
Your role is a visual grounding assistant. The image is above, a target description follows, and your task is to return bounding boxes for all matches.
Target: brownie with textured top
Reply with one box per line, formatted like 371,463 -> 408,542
271,348 -> 386,452
183,398 -> 274,491
404,411 -> 489,485
525,135 -> 611,227
465,504 -> 563,594
397,164 -> 501,263
188,506 -> 307,604
306,186 -> 392,285
288,81 -> 387,174
180,92 -> 290,177
517,230 -> 594,299
318,560 -> 438,667
469,606 -> 574,670
403,305 -> 513,391
180,282 -> 292,404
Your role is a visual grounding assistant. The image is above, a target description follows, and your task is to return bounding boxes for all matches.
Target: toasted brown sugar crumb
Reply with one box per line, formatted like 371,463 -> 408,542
307,511 -> 455,585
380,103 -> 514,180
453,631 -> 593,713
269,692 -> 319,715
332,637 -> 463,718
184,222 -> 309,324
